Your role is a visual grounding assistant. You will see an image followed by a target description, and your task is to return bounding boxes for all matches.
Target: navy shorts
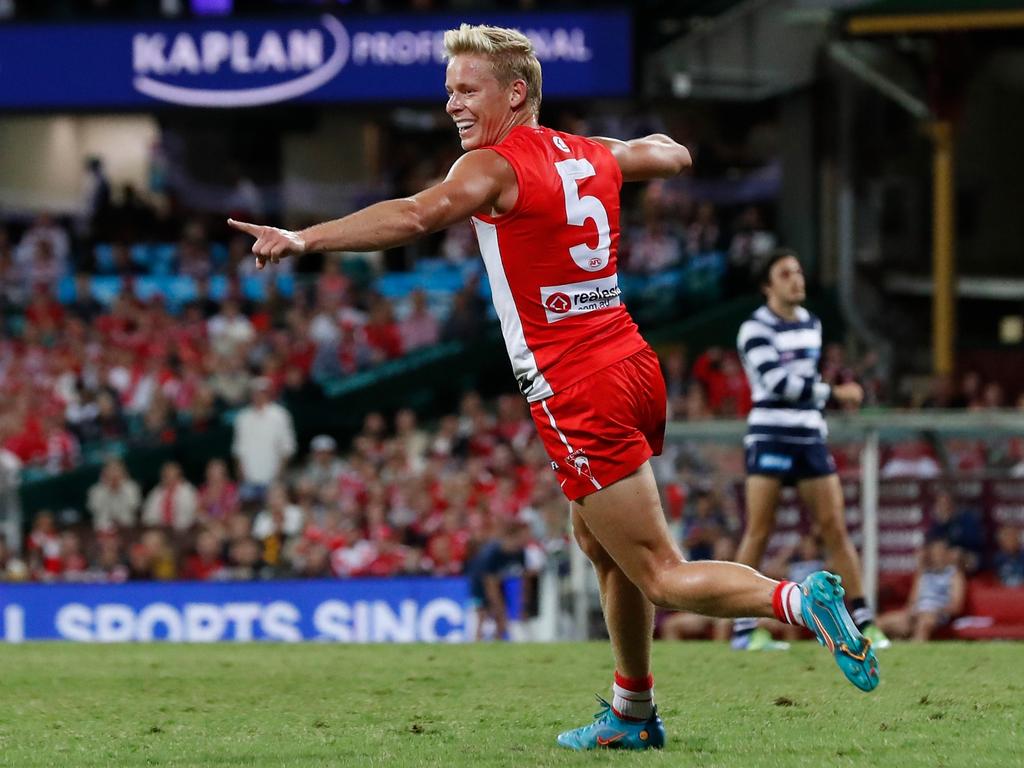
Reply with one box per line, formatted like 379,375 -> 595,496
745,440 -> 836,485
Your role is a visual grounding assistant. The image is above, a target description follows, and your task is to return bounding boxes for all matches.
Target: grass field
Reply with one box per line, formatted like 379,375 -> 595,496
0,641 -> 1021,767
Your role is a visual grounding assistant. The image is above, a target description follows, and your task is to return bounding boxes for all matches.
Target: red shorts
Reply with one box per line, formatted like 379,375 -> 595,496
530,346 -> 666,502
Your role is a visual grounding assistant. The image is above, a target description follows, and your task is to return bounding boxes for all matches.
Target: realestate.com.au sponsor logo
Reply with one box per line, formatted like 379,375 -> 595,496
132,15 -> 594,107
540,276 -> 621,323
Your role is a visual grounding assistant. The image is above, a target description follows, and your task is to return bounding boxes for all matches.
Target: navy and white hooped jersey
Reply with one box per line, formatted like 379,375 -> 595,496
737,305 -> 831,445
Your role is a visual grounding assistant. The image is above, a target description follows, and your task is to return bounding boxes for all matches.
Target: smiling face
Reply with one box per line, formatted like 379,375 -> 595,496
445,54 -> 528,150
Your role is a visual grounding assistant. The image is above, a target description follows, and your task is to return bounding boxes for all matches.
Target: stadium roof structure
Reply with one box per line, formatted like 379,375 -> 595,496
843,0 -> 1024,35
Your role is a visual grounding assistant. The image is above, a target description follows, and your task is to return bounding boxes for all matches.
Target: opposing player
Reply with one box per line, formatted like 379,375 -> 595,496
228,24 -> 879,750
732,249 -> 890,651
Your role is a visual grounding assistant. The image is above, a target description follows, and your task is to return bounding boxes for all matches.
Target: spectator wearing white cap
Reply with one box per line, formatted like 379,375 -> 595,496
232,378 -> 296,501
303,434 -> 345,488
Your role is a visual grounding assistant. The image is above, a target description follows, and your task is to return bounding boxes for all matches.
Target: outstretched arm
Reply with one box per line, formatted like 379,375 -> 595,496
228,150 -> 512,267
590,134 -> 692,182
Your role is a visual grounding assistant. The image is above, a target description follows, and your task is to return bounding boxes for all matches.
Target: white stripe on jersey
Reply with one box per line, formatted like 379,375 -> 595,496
773,328 -> 821,352
472,217 -> 553,402
748,408 -> 826,430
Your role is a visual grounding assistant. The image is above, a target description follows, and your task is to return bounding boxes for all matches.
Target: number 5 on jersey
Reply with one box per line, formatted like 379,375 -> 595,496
554,159 -> 611,273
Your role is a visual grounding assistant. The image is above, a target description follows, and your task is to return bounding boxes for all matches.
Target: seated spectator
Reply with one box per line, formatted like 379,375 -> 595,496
686,201 -> 722,254
303,435 -> 345,487
87,458 -> 141,532
181,528 -> 225,581
993,526 -> 1024,587
662,346 -> 693,402
26,510 -> 62,581
877,537 -> 965,642
365,298 -> 403,361
293,541 -> 333,579
728,205 -> 776,290
141,461 -> 199,532
89,535 -> 129,583
692,347 -> 750,416
208,299 -> 254,357
41,410 -> 80,472
399,290 -> 440,352
197,458 -> 239,522
209,352 -> 252,409
58,531 -> 89,582
24,287 -> 65,334
252,483 -> 305,540
75,389 -> 128,444
0,536 -> 28,581
680,488 -> 730,561
626,207 -> 682,274
880,439 -> 941,479
952,371 -> 982,409
981,382 -> 1005,410
221,536 -> 264,581
927,489 -> 984,573
441,280 -> 486,343
395,409 -> 430,471
316,256 -> 350,305
68,273 -> 105,324
137,528 -> 177,581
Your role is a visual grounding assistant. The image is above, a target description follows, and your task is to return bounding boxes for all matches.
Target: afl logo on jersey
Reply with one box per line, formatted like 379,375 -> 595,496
552,135 -> 571,153
544,292 -> 572,314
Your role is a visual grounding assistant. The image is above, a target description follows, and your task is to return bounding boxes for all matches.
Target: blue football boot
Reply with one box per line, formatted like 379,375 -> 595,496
800,571 -> 880,692
556,696 -> 665,751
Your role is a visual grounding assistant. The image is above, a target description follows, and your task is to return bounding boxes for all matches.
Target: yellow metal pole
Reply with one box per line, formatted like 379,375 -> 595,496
930,121 -> 955,376
849,10 -> 1024,36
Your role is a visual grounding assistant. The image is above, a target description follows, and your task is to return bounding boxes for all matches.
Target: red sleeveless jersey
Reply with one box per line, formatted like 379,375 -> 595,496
472,125 -> 647,402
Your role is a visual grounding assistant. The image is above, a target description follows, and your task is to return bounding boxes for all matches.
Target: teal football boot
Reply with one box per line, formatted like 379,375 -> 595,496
556,697 -> 665,751
800,571 -> 880,692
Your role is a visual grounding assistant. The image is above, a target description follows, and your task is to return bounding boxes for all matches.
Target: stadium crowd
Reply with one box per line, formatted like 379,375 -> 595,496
0,393 -> 568,587
2,154 -> 1022,645
0,160 -> 783,481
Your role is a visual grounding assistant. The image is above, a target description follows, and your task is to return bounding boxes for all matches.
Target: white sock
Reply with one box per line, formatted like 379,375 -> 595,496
612,672 -> 654,721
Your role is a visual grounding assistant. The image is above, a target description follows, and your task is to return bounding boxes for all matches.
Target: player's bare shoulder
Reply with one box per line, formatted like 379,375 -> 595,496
445,149 -> 519,218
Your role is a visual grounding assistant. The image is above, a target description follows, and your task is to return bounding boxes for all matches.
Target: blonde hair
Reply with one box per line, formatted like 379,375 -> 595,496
442,24 -> 543,116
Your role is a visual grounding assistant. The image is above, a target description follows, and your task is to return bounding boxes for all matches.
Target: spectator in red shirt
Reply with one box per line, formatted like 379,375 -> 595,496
26,510 -> 62,579
181,529 -> 225,581
364,298 -> 403,361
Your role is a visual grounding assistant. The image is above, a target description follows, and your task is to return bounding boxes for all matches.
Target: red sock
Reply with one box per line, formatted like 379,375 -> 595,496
772,581 -> 806,627
612,671 -> 654,721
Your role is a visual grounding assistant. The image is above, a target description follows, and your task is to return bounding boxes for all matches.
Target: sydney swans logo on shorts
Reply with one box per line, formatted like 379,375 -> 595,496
539,276 -> 621,323
132,15 -> 349,107
566,448 -> 594,478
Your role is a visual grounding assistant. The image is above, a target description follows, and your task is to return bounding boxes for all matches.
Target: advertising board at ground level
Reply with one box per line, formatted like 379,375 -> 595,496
0,577 -> 520,642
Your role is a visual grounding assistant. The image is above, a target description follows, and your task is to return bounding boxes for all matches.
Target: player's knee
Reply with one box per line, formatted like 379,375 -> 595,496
637,567 -> 681,609
573,526 -> 615,573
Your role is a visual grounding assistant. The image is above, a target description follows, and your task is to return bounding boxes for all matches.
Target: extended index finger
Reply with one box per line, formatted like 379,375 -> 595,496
227,218 -> 262,237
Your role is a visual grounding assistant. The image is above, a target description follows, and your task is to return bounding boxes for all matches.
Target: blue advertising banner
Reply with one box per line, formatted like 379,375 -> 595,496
0,11 -> 631,110
0,577 -> 519,642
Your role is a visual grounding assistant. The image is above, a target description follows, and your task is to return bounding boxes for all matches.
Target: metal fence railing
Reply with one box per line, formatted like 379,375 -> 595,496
564,410 -> 1024,639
